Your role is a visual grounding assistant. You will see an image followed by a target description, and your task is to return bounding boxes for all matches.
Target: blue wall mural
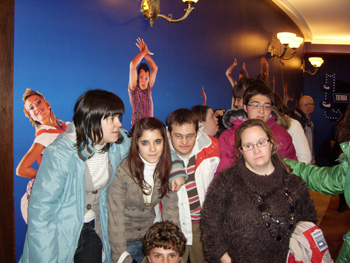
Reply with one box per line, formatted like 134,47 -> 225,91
303,58 -> 350,164
14,0 -> 304,260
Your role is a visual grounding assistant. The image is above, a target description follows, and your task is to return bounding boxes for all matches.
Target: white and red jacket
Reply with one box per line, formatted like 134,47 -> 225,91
168,128 -> 220,245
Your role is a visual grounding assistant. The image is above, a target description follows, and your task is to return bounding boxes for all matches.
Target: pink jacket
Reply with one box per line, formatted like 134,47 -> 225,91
216,109 -> 297,176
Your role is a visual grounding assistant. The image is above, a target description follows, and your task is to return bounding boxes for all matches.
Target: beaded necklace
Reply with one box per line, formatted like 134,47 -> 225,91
256,185 -> 295,241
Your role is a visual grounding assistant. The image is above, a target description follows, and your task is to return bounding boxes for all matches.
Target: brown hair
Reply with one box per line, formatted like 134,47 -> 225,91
191,105 -> 211,122
128,117 -> 171,198
272,92 -> 291,130
143,221 -> 187,257
235,119 -> 291,173
166,108 -> 199,134
22,88 -> 56,130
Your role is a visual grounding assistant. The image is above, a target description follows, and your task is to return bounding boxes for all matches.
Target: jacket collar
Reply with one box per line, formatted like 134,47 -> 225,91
61,122 -> 128,161
167,128 -> 213,158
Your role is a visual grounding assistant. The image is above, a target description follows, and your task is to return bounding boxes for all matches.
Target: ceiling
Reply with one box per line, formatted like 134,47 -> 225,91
272,0 -> 350,45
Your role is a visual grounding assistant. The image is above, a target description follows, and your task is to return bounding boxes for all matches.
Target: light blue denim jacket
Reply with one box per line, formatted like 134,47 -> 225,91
19,123 -> 131,263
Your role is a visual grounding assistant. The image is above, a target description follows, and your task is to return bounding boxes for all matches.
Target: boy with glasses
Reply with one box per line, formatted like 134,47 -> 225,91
217,83 -> 297,174
165,108 -> 220,263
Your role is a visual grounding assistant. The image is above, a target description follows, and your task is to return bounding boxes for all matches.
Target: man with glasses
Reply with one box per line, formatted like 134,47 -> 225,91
217,83 -> 297,174
292,95 -> 316,163
166,108 -> 220,263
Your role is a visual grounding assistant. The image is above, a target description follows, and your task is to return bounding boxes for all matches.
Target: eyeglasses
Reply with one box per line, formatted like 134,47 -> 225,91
240,138 -> 270,151
247,103 -> 272,110
171,133 -> 196,142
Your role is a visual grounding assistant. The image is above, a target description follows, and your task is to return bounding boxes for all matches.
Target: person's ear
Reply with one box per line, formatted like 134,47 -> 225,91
147,256 -> 152,263
244,104 -> 248,113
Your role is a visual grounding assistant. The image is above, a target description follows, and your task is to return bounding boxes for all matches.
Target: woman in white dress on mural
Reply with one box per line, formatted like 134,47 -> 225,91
16,88 -> 67,223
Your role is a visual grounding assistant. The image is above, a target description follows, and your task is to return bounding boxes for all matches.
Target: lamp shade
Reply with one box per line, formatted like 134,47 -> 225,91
277,32 -> 296,45
289,37 -> 304,49
183,0 -> 198,2
308,57 -> 324,68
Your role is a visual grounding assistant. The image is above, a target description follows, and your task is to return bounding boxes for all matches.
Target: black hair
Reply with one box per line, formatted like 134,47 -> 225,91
232,77 -> 259,99
243,83 -> 274,106
137,63 -> 150,75
73,89 -> 125,152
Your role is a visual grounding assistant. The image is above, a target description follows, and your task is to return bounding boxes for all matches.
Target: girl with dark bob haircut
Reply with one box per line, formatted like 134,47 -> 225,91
202,119 -> 317,262
73,89 -> 125,153
108,117 -> 181,263
20,89 -> 131,263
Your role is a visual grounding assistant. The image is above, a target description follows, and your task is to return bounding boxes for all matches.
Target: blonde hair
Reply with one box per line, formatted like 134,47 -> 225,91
22,88 -> 57,131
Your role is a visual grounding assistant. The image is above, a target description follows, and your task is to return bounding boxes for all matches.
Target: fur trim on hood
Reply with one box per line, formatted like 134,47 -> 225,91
222,108 -> 280,129
222,109 -> 248,129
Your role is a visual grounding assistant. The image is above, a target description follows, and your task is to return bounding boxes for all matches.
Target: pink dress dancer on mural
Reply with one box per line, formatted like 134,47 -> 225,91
128,38 -> 158,136
16,89 -> 67,223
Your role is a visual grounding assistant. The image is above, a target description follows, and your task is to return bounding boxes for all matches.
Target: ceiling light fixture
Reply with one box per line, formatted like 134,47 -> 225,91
267,32 -> 303,60
141,0 -> 199,27
301,57 -> 324,75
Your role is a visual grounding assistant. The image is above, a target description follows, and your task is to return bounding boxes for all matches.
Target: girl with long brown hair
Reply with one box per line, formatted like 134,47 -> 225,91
107,117 -> 180,263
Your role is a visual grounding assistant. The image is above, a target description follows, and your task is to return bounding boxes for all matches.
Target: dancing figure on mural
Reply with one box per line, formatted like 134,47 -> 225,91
225,58 -> 249,109
258,57 -> 270,87
128,38 -> 158,137
16,89 -> 67,223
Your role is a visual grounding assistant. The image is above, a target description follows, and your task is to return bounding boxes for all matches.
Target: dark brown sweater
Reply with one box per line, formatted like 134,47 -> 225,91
201,157 -> 317,263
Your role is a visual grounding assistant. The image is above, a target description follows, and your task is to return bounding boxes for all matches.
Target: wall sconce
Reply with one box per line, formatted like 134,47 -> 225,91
141,0 -> 199,27
301,57 -> 324,75
267,32 -> 303,60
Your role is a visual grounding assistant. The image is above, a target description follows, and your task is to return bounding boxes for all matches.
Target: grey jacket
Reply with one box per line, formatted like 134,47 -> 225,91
107,158 -> 180,263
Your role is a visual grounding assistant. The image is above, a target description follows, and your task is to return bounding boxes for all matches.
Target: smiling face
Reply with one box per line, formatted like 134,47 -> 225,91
202,108 -> 219,137
240,125 -> 274,174
244,94 -> 272,122
138,69 -> 150,90
169,123 -> 197,158
24,95 -> 51,124
138,129 -> 164,163
147,247 -> 180,263
99,115 -> 122,144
